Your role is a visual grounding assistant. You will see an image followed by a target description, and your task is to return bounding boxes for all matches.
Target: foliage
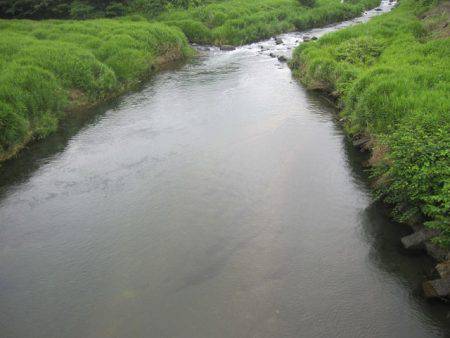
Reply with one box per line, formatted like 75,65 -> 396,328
70,1 -> 97,19
158,0 -> 379,45
299,0 -> 316,8
0,18 -> 191,159
105,2 -> 127,17
290,0 -> 450,245
0,0 -> 211,19
0,0 -> 377,161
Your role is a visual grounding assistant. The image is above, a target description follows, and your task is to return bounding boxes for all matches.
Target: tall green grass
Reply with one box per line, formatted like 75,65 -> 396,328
290,0 -> 450,245
0,18 -> 192,160
158,0 -> 380,45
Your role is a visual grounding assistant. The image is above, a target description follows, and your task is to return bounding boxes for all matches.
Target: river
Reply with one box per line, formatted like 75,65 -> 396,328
0,2 -> 449,337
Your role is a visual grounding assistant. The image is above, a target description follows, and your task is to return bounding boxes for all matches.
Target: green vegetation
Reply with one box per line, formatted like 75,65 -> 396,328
290,0 -> 450,245
1,0 -> 379,43
0,18 -> 192,160
0,0 -> 380,162
158,0 -> 379,45
0,1 -> 217,19
0,0 -> 170,19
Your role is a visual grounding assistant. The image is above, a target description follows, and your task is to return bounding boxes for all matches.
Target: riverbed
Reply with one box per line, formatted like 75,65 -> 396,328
0,2 -> 449,337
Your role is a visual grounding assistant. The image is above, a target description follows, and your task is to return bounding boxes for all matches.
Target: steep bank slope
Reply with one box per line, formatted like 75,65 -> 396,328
0,18 -> 193,162
290,0 -> 450,246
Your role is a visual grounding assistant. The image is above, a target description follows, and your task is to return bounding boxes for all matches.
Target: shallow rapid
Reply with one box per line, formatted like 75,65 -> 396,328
0,2 -> 449,337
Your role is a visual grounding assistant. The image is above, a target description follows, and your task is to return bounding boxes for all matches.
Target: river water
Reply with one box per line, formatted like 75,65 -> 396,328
1,3 -> 449,337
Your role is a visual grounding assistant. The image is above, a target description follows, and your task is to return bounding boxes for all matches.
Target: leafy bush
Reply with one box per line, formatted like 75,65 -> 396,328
70,1 -> 96,19
129,0 -> 166,18
105,2 -> 127,17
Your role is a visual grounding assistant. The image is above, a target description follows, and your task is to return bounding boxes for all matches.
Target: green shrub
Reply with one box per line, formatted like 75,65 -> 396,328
105,2 -> 127,17
70,1 -> 97,19
129,0 -> 166,17
0,102 -> 29,153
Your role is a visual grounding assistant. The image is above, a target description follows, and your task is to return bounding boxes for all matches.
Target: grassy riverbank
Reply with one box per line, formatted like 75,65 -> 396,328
290,0 -> 450,245
0,0 -> 379,162
159,0 -> 380,45
0,18 -> 192,161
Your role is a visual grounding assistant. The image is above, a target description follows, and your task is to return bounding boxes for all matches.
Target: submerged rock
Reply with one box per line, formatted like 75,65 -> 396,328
303,35 -> 311,42
375,7 -> 382,11
220,45 -> 236,51
277,55 -> 288,62
311,36 -> 318,41
269,53 -> 276,58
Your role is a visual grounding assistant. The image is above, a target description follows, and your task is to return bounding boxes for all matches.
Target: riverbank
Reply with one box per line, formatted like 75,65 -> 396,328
0,19 -> 193,162
290,0 -> 450,249
159,0 -> 380,45
0,0 -> 382,163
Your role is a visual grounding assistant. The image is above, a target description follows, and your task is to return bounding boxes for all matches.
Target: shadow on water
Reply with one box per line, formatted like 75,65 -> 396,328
304,90 -> 450,331
0,98 -> 120,200
359,202 -> 450,330
0,61 -> 188,201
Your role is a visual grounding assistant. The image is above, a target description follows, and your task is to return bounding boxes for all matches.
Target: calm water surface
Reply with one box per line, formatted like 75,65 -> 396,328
1,3 -> 449,337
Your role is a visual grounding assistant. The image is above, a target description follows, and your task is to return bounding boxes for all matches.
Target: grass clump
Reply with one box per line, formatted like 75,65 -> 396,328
158,0 -> 380,45
290,0 -> 450,245
0,18 -> 192,161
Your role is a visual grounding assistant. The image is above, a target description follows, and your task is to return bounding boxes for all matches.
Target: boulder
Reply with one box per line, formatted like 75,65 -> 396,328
352,136 -> 370,147
436,261 -> 450,279
220,45 -> 236,51
277,55 -> 288,62
311,36 -> 318,40
269,53 -> 276,58
423,277 -> 450,298
400,228 -> 440,250
303,35 -> 311,42
275,37 -> 283,45
375,7 -> 382,11
424,242 -> 449,261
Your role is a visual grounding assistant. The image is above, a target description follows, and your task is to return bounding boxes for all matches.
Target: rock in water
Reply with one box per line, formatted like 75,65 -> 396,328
311,36 -> 318,40
220,45 -> 236,51
400,228 -> 440,250
423,277 -> 450,298
436,261 -> 450,278
303,35 -> 311,42
275,37 -> 283,45
277,55 -> 288,62
352,136 -> 370,147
